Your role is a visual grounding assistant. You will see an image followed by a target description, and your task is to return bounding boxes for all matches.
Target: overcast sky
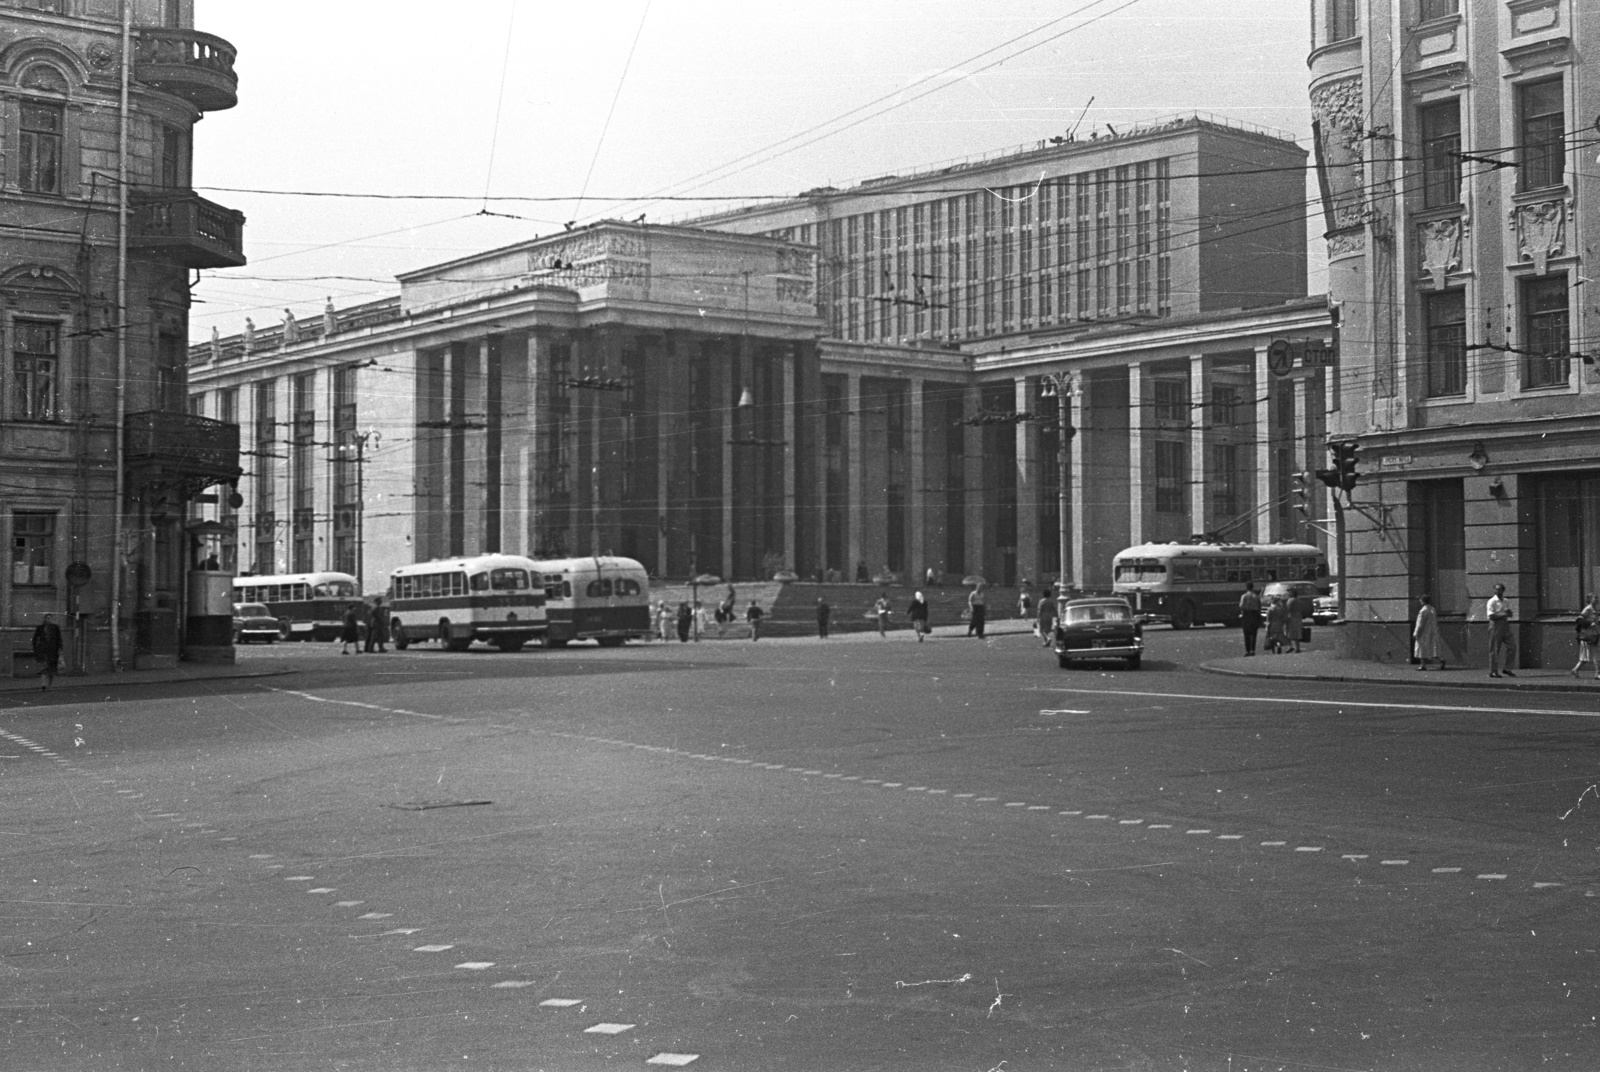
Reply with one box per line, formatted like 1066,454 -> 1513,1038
188,0 -> 1321,342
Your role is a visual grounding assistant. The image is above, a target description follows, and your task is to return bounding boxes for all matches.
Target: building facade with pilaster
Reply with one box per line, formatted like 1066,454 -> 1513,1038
0,0 -> 243,674
1310,0 -> 1600,665
188,225 -> 823,594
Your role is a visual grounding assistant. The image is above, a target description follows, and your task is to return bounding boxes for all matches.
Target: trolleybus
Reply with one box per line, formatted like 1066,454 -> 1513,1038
533,556 -> 651,646
387,554 -> 546,652
1111,541 -> 1328,629
231,571 -> 363,641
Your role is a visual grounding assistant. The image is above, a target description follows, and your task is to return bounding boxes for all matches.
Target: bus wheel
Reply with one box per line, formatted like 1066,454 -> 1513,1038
392,622 -> 409,651
596,636 -> 624,648
494,637 -> 525,653
544,635 -> 568,649
1171,601 -> 1195,630
277,620 -> 292,641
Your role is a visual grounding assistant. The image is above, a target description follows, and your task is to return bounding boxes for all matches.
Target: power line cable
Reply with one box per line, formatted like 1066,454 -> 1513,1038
571,0 -> 653,226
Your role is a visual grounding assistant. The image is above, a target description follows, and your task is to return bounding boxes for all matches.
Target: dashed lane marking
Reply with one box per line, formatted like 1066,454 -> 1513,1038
1432,867 -> 1463,874
335,900 -> 363,907
1478,873 -> 1508,881
1263,841 -> 1288,847
358,912 -> 392,920
647,1055 -> 701,1067
540,998 -> 584,1008
584,1023 -> 635,1035
412,944 -> 454,953
455,962 -> 495,970
1037,685 -> 1600,720
492,980 -> 537,989
1380,860 -> 1409,866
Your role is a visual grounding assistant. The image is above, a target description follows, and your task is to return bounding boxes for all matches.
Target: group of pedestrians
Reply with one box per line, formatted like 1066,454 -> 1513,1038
339,596 -> 392,654
1236,582 -> 1305,656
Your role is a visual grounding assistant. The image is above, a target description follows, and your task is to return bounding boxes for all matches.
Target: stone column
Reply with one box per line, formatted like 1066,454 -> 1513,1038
500,334 -> 533,557
1014,376 -> 1038,584
782,347 -> 797,572
1127,364 -> 1145,547
1069,378 -> 1087,591
847,373 -> 864,579
909,376 -> 926,585
1253,343 -> 1274,544
963,383 -> 985,579
1189,354 -> 1208,537
720,345 -> 735,580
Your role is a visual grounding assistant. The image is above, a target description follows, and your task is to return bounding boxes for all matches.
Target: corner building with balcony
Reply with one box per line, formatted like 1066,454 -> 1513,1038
1310,0 -> 1600,666
0,0 -> 244,674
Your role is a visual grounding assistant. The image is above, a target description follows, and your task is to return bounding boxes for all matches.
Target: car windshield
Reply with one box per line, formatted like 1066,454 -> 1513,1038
236,604 -> 271,617
1064,604 -> 1131,625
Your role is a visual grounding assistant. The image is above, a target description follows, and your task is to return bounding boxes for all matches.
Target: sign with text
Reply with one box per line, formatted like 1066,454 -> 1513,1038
1269,338 -> 1337,377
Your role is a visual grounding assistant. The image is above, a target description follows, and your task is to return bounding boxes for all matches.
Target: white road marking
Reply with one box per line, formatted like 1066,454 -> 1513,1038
647,1055 -> 701,1067
455,962 -> 495,970
1147,823 -> 1171,828
1217,835 -> 1243,840
1037,685 -> 1600,719
358,912 -> 392,919
1432,867 -> 1462,874
1380,860 -> 1408,866
335,901 -> 363,907
584,1022 -> 635,1035
1119,819 -> 1143,824
1186,829 -> 1211,835
284,875 -> 315,881
383,929 -> 421,935
413,944 -> 454,953
1295,846 -> 1324,853
926,789 -> 948,794
1534,882 -> 1564,889
307,888 -> 336,894
1478,873 -> 1508,881
492,980 -> 537,988
540,998 -> 583,1007
1262,841 -> 1288,847
1003,802 -> 1027,808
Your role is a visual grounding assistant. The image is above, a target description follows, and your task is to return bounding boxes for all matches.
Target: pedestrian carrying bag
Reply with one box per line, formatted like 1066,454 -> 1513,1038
1582,624 -> 1600,645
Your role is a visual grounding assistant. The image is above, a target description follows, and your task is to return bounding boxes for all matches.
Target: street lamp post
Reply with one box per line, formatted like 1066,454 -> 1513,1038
1038,373 -> 1076,595
336,429 -> 380,590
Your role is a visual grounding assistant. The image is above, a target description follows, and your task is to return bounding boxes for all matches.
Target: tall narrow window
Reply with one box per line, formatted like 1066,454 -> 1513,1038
1327,0 -> 1358,42
1423,289 -> 1467,397
1519,78 -> 1565,192
1154,440 -> 1187,515
1522,273 -> 1569,389
12,320 -> 59,420
19,102 -> 63,195
1418,0 -> 1457,21
1418,99 -> 1461,208
157,333 -> 185,411
159,126 -> 182,189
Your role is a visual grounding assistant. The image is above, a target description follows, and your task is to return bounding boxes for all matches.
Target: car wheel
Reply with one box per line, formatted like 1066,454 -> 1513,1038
1057,653 -> 1074,670
494,637 -> 525,653
1171,601 -> 1195,630
277,620 -> 292,640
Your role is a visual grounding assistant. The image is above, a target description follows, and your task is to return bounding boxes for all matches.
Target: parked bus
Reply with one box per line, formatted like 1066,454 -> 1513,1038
1111,542 -> 1328,630
231,571 -> 362,641
533,556 -> 651,646
388,554 -> 546,652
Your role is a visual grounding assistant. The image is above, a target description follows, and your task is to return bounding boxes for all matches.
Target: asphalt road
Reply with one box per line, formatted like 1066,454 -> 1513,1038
4,623 -> 1600,1071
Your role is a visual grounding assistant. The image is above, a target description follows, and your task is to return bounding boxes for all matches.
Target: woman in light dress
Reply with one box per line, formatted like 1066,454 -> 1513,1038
1413,594 -> 1445,671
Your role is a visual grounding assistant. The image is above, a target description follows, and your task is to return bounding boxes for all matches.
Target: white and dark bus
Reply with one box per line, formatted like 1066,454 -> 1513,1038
533,556 -> 651,647
231,571 -> 362,641
1111,542 -> 1329,629
387,554 -> 546,652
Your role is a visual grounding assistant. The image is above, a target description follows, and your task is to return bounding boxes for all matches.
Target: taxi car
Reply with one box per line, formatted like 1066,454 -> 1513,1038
232,602 -> 282,644
1052,596 -> 1143,670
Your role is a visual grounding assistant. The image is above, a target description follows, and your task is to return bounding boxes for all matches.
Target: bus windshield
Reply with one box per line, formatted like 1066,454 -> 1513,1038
313,580 -> 357,598
1114,560 -> 1166,583
490,568 -> 531,590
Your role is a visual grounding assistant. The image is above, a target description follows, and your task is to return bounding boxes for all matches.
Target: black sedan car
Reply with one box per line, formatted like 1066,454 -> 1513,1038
1052,596 -> 1143,670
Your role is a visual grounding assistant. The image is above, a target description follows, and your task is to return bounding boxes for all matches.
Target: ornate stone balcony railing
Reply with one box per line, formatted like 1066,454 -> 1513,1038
133,28 -> 238,112
130,189 -> 246,269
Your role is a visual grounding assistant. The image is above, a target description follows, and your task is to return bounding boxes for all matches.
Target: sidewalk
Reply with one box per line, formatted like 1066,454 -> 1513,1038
0,662 -> 290,695
1203,649 -> 1600,695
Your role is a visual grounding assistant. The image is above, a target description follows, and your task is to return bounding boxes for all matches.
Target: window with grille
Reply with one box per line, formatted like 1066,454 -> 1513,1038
12,320 -> 58,420
1326,0 -> 1357,42
1153,379 -> 1188,423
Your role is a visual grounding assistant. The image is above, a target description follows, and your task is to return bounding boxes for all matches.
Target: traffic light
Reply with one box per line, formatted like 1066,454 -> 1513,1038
1291,471 -> 1312,517
1333,440 -> 1360,491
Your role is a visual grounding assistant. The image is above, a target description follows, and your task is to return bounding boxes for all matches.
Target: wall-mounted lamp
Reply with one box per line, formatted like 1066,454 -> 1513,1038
737,386 -> 754,408
1488,477 -> 1506,499
1468,441 -> 1489,471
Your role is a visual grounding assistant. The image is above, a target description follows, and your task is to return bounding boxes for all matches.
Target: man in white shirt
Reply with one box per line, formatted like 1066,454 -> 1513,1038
1487,583 -> 1515,678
